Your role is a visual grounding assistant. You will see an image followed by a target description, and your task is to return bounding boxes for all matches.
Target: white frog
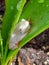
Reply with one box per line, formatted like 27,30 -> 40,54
9,19 -> 30,50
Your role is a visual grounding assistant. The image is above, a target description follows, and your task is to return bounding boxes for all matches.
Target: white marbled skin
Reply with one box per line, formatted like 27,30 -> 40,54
9,19 -> 30,50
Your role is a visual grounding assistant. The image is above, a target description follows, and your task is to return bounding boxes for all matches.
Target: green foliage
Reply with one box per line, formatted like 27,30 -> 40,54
19,0 -> 49,48
2,0 -> 26,65
0,0 -> 49,65
0,31 -> 3,65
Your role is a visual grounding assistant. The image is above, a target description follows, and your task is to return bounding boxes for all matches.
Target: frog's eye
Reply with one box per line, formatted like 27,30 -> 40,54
9,19 -> 30,50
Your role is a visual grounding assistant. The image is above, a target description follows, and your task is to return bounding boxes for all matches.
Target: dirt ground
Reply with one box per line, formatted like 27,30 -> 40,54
17,29 -> 49,65
0,0 -> 49,65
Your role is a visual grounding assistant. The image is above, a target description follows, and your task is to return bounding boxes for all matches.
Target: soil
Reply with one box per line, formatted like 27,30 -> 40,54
0,0 -> 49,65
17,29 -> 49,65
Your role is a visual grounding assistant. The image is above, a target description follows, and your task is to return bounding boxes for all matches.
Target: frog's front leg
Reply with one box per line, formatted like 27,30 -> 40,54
15,42 -> 20,48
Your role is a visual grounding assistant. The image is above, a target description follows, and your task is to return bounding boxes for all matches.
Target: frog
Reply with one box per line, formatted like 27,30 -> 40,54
9,19 -> 30,50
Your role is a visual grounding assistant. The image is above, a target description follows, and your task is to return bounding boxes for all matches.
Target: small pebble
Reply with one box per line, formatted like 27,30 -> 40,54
33,63 -> 36,65
44,61 -> 47,65
47,52 -> 49,56
42,46 -> 46,50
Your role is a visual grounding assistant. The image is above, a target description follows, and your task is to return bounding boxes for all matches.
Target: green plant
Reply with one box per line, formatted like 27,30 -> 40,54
0,0 -> 49,65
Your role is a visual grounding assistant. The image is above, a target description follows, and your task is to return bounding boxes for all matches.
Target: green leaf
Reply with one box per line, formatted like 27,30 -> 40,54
0,31 -> 3,65
19,0 -> 49,47
2,0 -> 26,46
2,0 -> 26,64
6,0 -> 49,63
